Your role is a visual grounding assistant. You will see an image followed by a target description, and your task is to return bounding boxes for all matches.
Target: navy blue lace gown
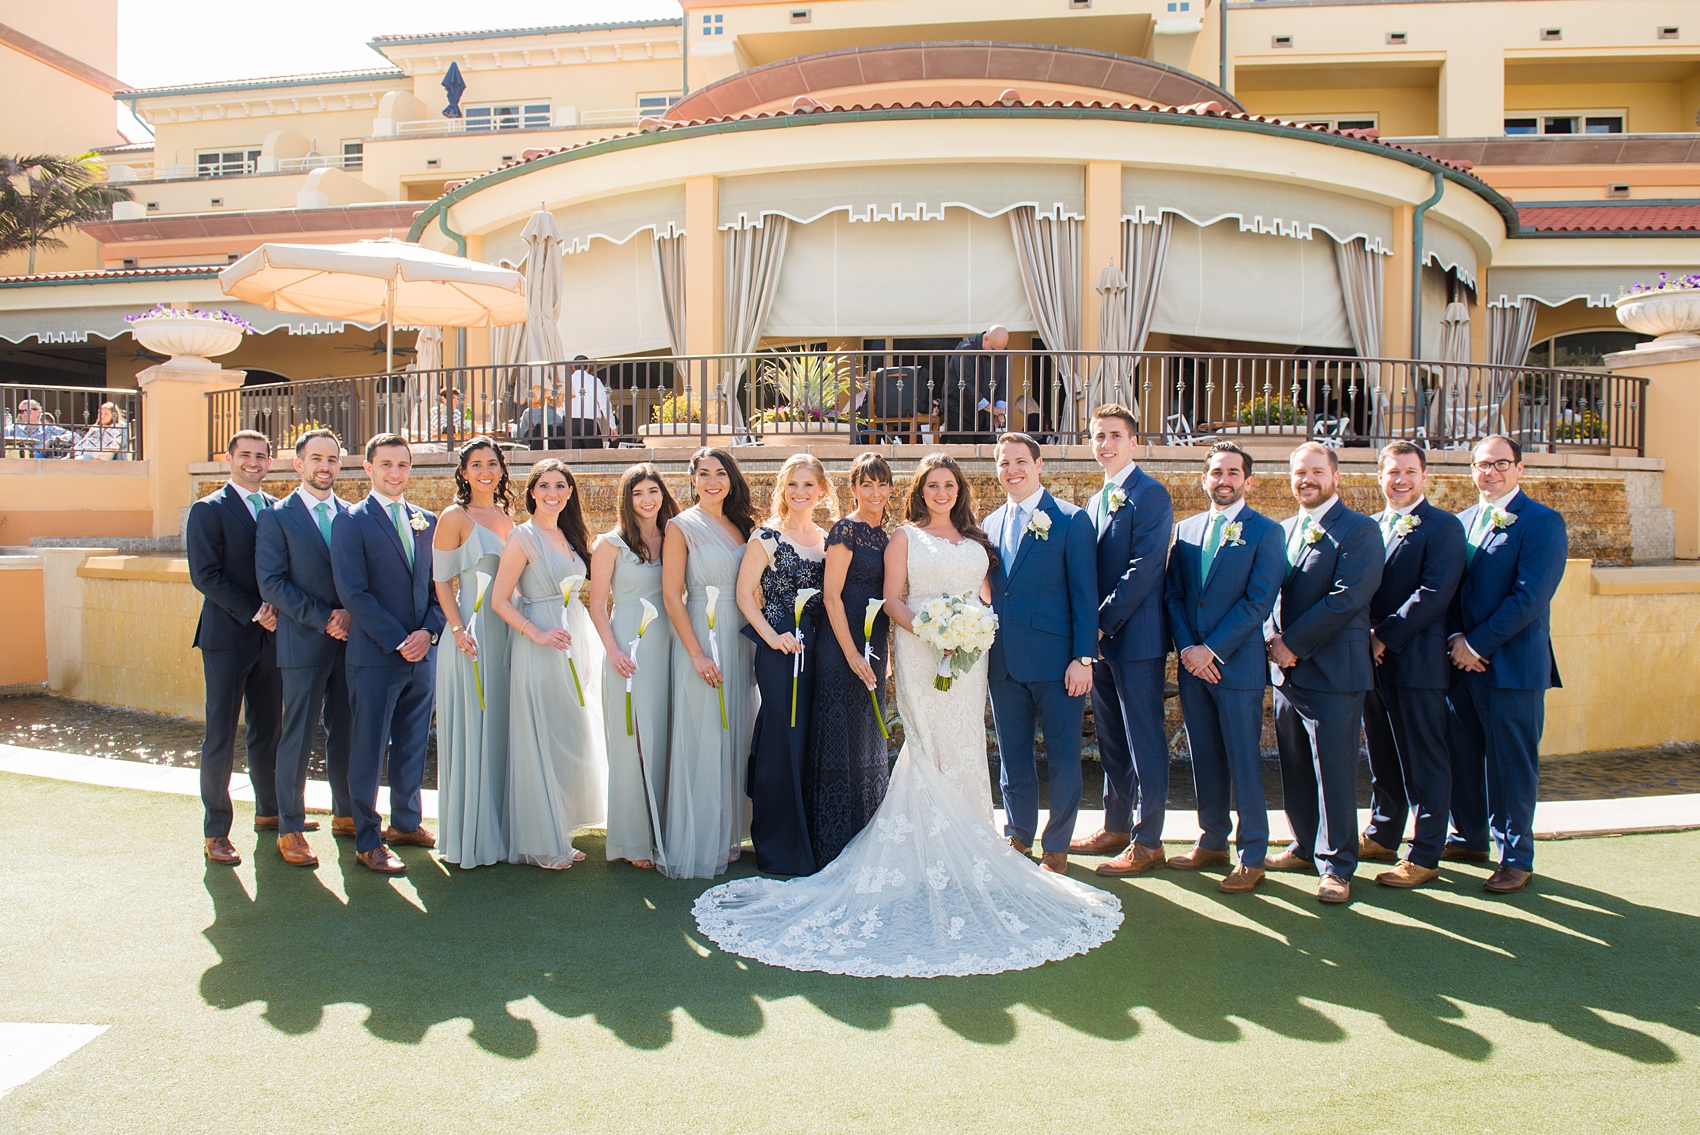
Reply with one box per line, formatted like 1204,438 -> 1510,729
805,518 -> 891,867
742,527 -> 825,877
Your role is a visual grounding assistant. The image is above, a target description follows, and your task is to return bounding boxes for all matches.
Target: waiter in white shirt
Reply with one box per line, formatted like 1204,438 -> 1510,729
565,356 -> 616,449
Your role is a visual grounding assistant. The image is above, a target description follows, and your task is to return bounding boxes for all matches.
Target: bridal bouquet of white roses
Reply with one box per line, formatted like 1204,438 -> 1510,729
912,592 -> 999,691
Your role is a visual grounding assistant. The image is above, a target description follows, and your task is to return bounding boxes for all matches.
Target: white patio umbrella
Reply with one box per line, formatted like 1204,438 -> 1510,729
498,211 -> 569,405
220,238 -> 526,373
411,326 -> 444,371
1430,300 -> 1474,442
1094,263 -> 1132,409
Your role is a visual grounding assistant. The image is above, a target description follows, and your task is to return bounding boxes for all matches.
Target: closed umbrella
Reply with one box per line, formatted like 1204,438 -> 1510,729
1094,264 -> 1132,409
412,325 -> 444,371
1430,300 -> 1473,444
220,238 -> 526,373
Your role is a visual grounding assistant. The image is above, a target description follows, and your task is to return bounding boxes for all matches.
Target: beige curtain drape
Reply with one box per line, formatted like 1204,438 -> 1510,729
1488,298 -> 1539,368
652,233 -> 686,356
723,219 -> 790,437
1009,206 -> 1082,434
1333,236 -> 1386,437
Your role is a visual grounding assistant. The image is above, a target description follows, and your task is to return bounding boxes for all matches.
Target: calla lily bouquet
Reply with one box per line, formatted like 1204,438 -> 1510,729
561,573 -> 587,706
626,598 -> 659,736
469,571 -> 492,710
790,588 -> 821,728
704,585 -> 727,729
863,597 -> 888,739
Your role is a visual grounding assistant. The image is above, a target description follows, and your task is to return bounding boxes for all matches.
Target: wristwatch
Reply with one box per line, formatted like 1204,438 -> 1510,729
1076,655 -> 1095,667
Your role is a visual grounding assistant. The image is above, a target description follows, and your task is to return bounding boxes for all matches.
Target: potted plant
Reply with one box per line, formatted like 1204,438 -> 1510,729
638,387 -> 737,445
125,304 -> 254,369
750,353 -> 854,438
1615,272 -> 1700,350
1214,395 -> 1308,437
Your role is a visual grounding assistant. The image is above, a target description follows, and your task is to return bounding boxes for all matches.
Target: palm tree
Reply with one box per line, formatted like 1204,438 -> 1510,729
0,152 -> 134,274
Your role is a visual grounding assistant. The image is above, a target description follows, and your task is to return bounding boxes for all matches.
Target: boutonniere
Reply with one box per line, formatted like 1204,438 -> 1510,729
1303,525 -> 1326,546
1105,487 -> 1127,514
1026,511 -> 1052,540
407,510 -> 428,532
1221,520 -> 1245,547
1488,507 -> 1517,531
1393,514 -> 1421,538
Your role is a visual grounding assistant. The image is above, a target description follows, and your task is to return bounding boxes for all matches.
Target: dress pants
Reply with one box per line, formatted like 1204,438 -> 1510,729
1273,681 -> 1364,878
989,676 -> 1086,852
567,418 -> 606,449
1090,657 -> 1169,847
347,658 -> 435,854
199,644 -> 283,838
1178,676 -> 1269,867
274,653 -> 353,834
1362,680 -> 1451,869
1447,675 -> 1543,872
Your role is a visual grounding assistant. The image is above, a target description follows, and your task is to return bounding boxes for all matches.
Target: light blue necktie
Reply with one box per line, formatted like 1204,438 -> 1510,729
1003,505 -> 1023,567
246,492 -> 264,518
315,501 -> 333,545
1199,512 -> 1227,585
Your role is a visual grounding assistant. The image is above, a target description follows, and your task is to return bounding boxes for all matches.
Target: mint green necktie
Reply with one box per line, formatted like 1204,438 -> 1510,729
1465,506 -> 1494,565
389,501 -> 415,569
1099,482 -> 1113,516
1287,515 -> 1313,565
246,492 -> 264,517
1199,512 -> 1228,585
315,501 -> 333,545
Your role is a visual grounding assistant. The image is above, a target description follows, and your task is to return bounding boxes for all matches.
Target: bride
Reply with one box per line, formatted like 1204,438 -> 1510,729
692,454 -> 1121,978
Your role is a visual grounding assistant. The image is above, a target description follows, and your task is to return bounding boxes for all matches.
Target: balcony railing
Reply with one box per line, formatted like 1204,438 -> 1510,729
3,383 -> 142,460
205,350 -> 1647,460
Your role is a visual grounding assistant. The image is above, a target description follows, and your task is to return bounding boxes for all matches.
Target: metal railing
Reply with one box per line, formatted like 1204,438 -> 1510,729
205,350 -> 1647,460
3,383 -> 142,460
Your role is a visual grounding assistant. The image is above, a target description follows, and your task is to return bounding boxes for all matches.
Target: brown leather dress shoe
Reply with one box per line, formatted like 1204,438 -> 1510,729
1095,842 -> 1166,877
204,836 -> 241,866
1217,865 -> 1266,894
1375,860 -> 1439,889
1167,844 -> 1231,871
1358,834 -> 1398,862
1040,851 -> 1068,875
1317,874 -> 1352,904
357,846 -> 407,874
1069,828 -> 1131,856
255,816 -> 319,833
1483,865 -> 1533,894
330,816 -> 356,838
383,824 -> 437,849
1264,848 -> 1316,873
1440,844 -> 1490,862
277,832 -> 319,868
1008,837 -> 1031,857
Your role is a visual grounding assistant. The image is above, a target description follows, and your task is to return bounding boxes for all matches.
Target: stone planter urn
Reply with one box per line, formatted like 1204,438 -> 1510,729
129,315 -> 246,370
1615,287 -> 1700,351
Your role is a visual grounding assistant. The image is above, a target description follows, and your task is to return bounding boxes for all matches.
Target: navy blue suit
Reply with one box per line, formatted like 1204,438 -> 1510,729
256,490 -> 355,835
985,491 -> 1099,851
1086,466 -> 1173,847
186,484 -> 283,838
331,493 -> 444,853
1446,489 -> 1567,873
1266,499 -> 1384,878
1165,505 -> 1285,866
1362,499 -> 1466,869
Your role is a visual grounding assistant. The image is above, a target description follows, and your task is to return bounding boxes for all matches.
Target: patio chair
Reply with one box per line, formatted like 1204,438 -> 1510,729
1162,412 -> 1216,446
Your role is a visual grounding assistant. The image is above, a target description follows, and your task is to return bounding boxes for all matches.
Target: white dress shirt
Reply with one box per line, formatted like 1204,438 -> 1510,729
226,481 -> 265,518
1002,486 -> 1045,565
1380,496 -> 1423,559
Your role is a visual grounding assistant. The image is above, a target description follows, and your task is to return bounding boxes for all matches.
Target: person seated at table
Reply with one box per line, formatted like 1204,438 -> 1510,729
5,399 -> 73,457
516,385 -> 560,450
75,402 -> 129,460
427,386 -> 467,447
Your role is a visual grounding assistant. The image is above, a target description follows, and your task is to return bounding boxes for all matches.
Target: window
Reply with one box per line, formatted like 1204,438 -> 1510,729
637,92 -> 682,116
1525,329 -> 1648,370
702,13 -> 723,35
464,103 -> 551,132
196,149 -> 260,178
342,141 -> 364,170
1505,113 -> 1624,135
1296,115 -> 1378,131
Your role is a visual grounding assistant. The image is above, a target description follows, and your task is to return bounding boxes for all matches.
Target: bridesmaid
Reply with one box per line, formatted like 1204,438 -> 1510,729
587,463 -> 680,870
736,454 -> 833,877
660,447 -> 758,879
490,458 -> 608,869
807,452 -> 893,866
431,437 -> 516,869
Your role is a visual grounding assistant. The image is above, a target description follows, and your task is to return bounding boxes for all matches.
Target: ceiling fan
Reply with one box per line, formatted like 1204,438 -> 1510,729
336,338 -> 418,357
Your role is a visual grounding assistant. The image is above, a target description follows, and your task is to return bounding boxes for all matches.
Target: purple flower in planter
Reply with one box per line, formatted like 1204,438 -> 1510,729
124,303 -> 257,333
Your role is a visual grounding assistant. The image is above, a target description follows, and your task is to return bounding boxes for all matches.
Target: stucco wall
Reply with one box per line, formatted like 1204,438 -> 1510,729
0,556 -> 49,686
0,459 -> 154,543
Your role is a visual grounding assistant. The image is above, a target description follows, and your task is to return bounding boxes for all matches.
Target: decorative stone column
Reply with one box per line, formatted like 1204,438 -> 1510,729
137,362 -> 247,537
1606,344 -> 1700,559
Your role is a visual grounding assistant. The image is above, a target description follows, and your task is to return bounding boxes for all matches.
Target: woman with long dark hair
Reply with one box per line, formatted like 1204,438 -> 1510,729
587,463 -> 680,870
660,446 -> 758,878
431,437 -> 516,868
490,458 -> 606,868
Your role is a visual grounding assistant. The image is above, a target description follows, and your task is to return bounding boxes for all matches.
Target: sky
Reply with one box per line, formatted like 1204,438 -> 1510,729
115,0 -> 683,138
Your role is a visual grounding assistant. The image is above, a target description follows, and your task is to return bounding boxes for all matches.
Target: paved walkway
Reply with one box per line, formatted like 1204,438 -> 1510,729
2,741 -> 1695,842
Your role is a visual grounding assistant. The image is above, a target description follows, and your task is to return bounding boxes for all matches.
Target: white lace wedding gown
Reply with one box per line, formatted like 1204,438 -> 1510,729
692,526 -> 1122,978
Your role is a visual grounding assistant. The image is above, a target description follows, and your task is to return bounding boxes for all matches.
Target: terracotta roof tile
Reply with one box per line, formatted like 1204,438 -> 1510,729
1517,204 -> 1700,233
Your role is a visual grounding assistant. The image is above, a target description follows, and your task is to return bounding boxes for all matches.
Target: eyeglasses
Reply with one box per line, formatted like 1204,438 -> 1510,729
1471,459 -> 1517,473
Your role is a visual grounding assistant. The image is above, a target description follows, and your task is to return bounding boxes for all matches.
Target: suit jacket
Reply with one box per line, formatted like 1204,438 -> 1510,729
186,483 -> 278,653
1449,490 -> 1568,690
1369,498 -> 1466,690
1089,466 -> 1173,662
1165,506 -> 1286,690
330,494 -> 444,670
1266,500 -> 1384,693
257,491 -> 352,669
984,490 -> 1098,684
939,333 -> 1008,434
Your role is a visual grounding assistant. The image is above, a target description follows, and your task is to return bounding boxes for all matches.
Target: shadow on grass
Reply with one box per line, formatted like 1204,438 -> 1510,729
200,835 -> 1700,1061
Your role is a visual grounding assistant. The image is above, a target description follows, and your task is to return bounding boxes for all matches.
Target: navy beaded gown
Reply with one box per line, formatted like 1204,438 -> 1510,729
805,518 -> 891,866
742,527 -> 825,877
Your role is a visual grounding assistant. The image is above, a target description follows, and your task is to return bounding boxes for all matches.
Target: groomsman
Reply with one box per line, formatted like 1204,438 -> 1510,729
1360,442 -> 1465,888
984,433 -> 1100,874
186,430 -> 283,865
1163,442 -> 1286,893
1070,404 -> 1175,875
1446,434 -> 1567,894
331,433 -> 444,874
1264,441 -> 1383,904
256,428 -> 355,868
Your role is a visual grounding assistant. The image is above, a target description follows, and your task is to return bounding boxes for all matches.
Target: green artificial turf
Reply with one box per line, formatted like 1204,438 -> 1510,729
3,770 -> 1697,1134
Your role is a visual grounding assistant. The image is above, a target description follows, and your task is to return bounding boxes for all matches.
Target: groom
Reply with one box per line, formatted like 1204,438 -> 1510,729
985,433 -> 1099,874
